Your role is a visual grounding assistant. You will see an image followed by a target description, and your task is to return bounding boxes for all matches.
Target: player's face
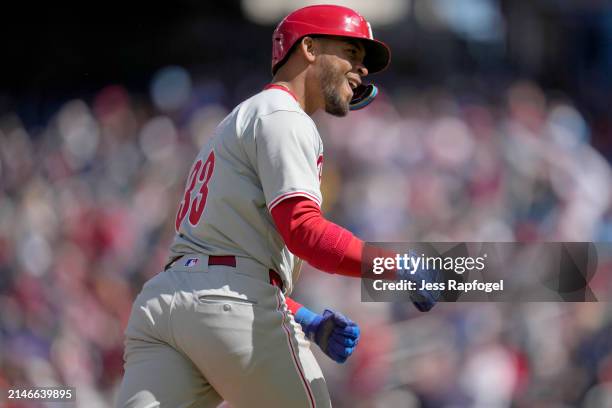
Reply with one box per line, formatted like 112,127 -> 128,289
316,38 -> 367,117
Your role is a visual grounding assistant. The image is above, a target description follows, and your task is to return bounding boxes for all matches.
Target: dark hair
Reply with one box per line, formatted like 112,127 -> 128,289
273,35 -> 363,75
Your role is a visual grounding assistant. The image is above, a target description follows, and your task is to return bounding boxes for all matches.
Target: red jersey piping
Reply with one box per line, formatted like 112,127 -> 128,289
264,84 -> 299,102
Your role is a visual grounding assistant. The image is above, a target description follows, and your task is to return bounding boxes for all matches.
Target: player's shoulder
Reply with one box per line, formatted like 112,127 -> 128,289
232,88 -> 320,144
239,88 -> 312,124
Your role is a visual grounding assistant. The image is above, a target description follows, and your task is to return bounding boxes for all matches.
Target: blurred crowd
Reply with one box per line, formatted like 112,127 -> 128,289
1,71 -> 612,407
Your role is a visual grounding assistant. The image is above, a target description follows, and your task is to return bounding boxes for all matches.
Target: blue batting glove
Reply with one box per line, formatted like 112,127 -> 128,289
398,250 -> 442,312
295,307 -> 360,363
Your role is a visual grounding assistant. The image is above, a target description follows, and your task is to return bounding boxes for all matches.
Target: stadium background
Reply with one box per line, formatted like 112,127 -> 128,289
2,0 -> 612,406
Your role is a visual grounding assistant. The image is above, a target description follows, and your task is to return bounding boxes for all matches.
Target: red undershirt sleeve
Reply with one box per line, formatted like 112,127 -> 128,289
284,296 -> 303,315
270,196 -> 364,277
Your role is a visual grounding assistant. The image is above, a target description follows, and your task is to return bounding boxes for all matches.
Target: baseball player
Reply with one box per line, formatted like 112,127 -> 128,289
116,5 -> 436,408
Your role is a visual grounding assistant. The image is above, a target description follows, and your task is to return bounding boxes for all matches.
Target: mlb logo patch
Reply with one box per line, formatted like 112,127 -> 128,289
184,258 -> 199,267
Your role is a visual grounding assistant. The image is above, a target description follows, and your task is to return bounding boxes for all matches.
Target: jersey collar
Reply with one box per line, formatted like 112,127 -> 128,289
264,84 -> 298,102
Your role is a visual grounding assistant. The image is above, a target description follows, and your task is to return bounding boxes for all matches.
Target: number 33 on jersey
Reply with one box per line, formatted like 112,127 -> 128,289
175,151 -> 216,231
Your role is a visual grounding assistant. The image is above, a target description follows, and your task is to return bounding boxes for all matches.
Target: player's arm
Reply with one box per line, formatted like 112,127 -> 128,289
271,197 -> 362,276
252,110 -> 361,277
272,197 -> 438,312
252,111 -> 436,311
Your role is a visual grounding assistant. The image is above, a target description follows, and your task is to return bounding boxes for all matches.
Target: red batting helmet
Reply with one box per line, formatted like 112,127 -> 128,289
271,5 -> 391,75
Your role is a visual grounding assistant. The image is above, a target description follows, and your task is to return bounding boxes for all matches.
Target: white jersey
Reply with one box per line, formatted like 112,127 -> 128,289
168,86 -> 324,294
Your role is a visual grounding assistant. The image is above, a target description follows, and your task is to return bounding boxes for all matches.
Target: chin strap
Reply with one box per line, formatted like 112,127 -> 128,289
349,83 -> 379,111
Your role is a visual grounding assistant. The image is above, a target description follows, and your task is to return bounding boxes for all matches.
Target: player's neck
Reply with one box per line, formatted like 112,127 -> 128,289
269,80 -> 306,114
271,72 -> 320,116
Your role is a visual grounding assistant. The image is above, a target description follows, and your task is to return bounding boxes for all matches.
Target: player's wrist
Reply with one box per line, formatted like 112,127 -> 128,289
295,306 -> 326,342
295,306 -> 318,328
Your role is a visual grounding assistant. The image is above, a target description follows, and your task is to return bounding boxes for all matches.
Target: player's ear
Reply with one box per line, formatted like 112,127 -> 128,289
299,36 -> 318,64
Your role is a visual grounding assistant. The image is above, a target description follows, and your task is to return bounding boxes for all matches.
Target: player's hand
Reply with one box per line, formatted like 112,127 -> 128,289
298,309 -> 360,363
399,251 -> 442,312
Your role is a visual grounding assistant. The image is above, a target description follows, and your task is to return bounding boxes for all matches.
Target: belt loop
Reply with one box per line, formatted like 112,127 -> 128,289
269,269 -> 284,292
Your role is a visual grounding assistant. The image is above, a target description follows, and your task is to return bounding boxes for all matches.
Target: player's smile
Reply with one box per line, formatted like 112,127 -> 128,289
344,78 -> 354,100
346,75 -> 362,99
347,77 -> 360,91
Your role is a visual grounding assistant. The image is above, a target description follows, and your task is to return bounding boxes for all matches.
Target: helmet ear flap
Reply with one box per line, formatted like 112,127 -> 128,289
349,84 -> 378,110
